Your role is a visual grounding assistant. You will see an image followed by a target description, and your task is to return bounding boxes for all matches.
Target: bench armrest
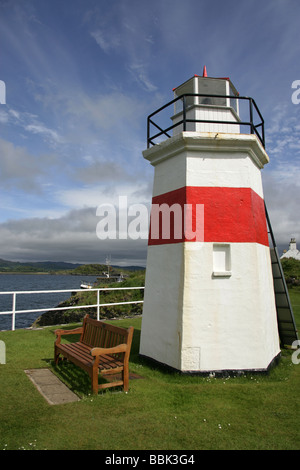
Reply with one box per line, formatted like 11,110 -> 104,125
90,344 -> 127,356
55,327 -> 83,336
55,327 -> 83,345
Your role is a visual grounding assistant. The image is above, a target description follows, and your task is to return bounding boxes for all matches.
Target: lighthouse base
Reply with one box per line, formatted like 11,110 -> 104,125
139,351 -> 281,377
139,132 -> 281,374
139,242 -> 281,373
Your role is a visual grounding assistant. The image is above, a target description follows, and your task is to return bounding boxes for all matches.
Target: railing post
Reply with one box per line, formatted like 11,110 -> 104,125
182,95 -> 186,131
261,120 -> 265,148
147,94 -> 265,149
97,289 -> 100,321
249,98 -> 254,136
12,292 -> 16,331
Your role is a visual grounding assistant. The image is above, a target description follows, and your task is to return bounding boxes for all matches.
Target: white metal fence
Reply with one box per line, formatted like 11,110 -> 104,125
0,286 -> 144,331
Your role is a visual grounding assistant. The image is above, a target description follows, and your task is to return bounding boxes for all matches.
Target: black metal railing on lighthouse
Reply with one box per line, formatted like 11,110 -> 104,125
147,93 -> 265,149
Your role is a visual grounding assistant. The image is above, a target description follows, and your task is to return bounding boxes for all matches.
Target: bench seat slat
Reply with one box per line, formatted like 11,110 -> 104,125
57,342 -> 92,366
97,354 -> 123,370
57,343 -> 124,371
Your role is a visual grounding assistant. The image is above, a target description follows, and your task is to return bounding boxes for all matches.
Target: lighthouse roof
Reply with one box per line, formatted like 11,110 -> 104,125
172,72 -> 239,97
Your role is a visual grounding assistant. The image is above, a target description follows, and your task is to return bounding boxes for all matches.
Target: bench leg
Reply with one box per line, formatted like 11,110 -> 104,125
91,367 -> 99,394
122,364 -> 129,392
54,347 -> 60,365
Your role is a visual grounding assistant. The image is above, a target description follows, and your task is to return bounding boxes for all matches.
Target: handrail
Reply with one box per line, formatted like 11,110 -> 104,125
147,93 -> 265,148
0,286 -> 145,331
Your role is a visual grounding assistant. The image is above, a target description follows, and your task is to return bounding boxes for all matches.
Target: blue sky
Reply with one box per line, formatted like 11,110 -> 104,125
0,0 -> 299,265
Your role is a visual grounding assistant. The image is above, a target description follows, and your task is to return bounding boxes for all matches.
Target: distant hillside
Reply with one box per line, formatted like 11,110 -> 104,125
0,258 -> 82,273
70,264 -> 145,276
71,264 -> 120,276
0,258 -> 145,274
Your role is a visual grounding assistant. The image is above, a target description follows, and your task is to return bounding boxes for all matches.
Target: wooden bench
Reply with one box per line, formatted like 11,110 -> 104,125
54,315 -> 134,394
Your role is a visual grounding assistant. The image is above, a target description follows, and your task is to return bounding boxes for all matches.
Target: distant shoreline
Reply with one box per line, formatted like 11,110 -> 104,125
0,271 -> 50,275
0,271 -> 85,275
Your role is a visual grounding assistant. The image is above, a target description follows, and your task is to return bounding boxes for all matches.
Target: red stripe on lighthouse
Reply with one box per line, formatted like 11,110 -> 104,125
148,186 -> 269,246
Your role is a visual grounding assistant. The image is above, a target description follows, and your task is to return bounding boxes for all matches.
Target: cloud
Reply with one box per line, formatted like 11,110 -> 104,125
0,109 -> 9,123
3,105 -> 63,150
128,63 -> 158,93
0,138 -> 43,192
0,206 -> 148,265
262,101 -> 300,252
55,178 -> 151,211
30,79 -> 148,146
263,168 -> 300,253
73,159 -> 136,185
90,29 -> 121,53
71,91 -> 146,133
87,4 -> 158,93
24,123 -> 62,145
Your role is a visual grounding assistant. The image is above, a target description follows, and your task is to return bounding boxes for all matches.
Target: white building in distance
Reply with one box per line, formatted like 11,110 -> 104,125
281,238 -> 300,261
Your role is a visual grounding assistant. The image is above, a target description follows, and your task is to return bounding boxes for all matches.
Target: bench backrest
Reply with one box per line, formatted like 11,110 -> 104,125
80,315 -> 133,359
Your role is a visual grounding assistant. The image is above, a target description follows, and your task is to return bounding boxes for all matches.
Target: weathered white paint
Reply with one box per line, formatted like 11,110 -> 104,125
140,241 -> 280,372
144,132 -> 268,199
139,131 -> 280,373
181,242 -> 279,371
140,243 -> 184,371
172,105 -> 240,134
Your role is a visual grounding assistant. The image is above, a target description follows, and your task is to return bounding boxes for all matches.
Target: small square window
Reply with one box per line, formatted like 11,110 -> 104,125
212,244 -> 231,277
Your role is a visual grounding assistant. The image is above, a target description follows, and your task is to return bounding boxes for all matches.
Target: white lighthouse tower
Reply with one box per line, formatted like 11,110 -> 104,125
139,68 -> 281,374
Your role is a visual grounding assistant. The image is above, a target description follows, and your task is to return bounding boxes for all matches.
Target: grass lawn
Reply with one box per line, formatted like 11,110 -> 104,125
0,289 -> 299,451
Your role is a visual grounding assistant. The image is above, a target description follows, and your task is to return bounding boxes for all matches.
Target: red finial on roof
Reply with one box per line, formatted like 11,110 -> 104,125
203,65 -> 208,77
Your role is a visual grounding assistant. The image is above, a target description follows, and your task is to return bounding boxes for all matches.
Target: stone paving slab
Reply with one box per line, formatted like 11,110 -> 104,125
25,368 -> 80,405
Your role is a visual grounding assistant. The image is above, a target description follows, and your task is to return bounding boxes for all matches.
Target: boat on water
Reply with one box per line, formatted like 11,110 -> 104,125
80,282 -> 93,289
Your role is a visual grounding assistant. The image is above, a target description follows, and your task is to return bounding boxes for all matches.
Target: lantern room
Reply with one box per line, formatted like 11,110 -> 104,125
171,67 -> 240,134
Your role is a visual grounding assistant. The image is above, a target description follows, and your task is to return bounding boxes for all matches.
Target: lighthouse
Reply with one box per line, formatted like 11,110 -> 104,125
139,68 -> 281,374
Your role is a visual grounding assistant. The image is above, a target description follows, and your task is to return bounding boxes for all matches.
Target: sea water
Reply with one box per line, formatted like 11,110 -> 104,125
0,274 -> 98,331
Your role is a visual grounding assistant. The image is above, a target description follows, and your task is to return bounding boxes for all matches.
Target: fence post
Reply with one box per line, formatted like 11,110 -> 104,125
12,293 -> 16,331
97,289 -> 100,321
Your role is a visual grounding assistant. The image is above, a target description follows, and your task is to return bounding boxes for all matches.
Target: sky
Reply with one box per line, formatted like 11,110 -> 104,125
0,0 -> 299,266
